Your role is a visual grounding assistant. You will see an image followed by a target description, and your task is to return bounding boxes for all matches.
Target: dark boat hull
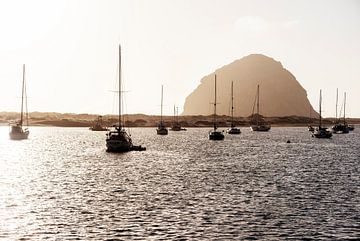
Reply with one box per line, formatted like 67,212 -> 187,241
90,127 -> 109,131
227,127 -> 241,134
331,124 -> 349,134
157,128 -> 168,135
209,131 -> 225,140
106,143 -> 146,152
106,140 -> 132,152
312,128 -> 332,138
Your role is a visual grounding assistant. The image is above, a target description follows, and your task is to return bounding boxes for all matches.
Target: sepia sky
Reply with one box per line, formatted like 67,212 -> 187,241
0,0 -> 359,117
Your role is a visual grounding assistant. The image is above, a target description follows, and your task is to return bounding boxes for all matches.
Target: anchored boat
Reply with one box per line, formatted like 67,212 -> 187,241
9,64 -> 30,140
106,45 -> 145,152
227,81 -> 241,134
312,89 -> 332,139
209,74 -> 225,140
156,85 -> 168,135
250,84 -> 271,132
331,90 -> 349,134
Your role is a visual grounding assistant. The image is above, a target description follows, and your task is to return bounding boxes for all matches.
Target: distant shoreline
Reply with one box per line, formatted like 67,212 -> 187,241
1,111 -> 359,128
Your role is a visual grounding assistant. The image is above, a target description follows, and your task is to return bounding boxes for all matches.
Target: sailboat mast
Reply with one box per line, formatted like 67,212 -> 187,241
214,74 -> 217,129
161,85 -> 163,123
25,73 -> 29,126
256,84 -> 260,125
231,81 -> 234,123
343,92 -> 346,125
176,107 -> 179,123
335,88 -> 338,122
118,45 -> 122,129
20,64 -> 25,126
319,89 -> 322,127
173,105 -> 175,123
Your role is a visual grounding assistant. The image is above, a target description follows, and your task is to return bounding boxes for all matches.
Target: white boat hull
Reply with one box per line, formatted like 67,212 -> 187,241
250,125 -> 271,132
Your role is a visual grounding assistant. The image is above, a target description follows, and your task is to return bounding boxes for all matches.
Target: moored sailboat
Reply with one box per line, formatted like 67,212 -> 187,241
250,84 -> 271,131
209,74 -> 225,140
156,85 -> 168,135
106,45 -> 145,152
331,90 -> 349,134
312,89 -> 332,138
170,106 -> 186,131
227,81 -> 241,134
9,64 -> 30,140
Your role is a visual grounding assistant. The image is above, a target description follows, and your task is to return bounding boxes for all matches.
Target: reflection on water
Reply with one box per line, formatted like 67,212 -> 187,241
0,126 -> 359,239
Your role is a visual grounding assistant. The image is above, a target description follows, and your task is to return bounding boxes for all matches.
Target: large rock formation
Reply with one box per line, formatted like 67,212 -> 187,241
183,54 -> 318,117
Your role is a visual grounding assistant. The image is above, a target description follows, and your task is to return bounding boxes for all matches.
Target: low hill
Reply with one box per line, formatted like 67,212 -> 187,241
1,111 -> 359,127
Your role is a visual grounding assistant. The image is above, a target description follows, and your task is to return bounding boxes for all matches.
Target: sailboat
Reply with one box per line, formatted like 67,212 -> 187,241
250,84 -> 271,131
156,85 -> 168,135
106,45 -> 145,152
9,64 -> 30,140
227,81 -> 241,134
170,106 -> 186,131
209,74 -> 225,140
90,115 -> 109,131
312,89 -> 332,138
331,90 -> 349,134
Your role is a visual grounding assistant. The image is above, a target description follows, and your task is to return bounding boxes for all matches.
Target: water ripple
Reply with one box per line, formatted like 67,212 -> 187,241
0,126 -> 359,240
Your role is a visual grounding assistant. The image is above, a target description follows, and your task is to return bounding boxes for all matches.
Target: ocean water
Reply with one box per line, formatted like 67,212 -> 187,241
0,126 -> 359,240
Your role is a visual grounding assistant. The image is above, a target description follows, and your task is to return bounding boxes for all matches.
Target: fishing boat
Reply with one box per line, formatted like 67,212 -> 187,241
348,125 -> 355,131
331,90 -> 349,134
9,64 -> 30,140
227,81 -> 241,134
312,89 -> 332,138
170,106 -> 186,131
156,85 -> 168,135
250,84 -> 271,132
209,74 -> 225,140
106,45 -> 145,152
90,116 -> 108,131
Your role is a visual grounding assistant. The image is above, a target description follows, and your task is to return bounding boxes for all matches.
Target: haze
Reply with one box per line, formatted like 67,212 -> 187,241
0,0 -> 359,117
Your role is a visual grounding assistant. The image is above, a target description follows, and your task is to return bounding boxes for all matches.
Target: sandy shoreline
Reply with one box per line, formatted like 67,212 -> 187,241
1,112 -> 359,128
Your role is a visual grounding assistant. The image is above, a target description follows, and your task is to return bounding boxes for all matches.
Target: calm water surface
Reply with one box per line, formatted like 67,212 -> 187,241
0,126 -> 359,240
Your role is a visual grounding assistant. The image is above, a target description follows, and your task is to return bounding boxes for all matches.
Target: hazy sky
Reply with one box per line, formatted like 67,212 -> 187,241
0,0 -> 359,117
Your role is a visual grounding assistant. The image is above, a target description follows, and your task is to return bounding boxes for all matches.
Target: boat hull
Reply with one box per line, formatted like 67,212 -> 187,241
227,127 -> 241,134
209,131 -> 225,140
90,127 -> 109,131
157,128 -> 168,135
170,125 -> 187,131
9,130 -> 29,140
106,139 -> 132,152
331,124 -> 349,134
250,125 -> 271,132
312,128 -> 332,138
